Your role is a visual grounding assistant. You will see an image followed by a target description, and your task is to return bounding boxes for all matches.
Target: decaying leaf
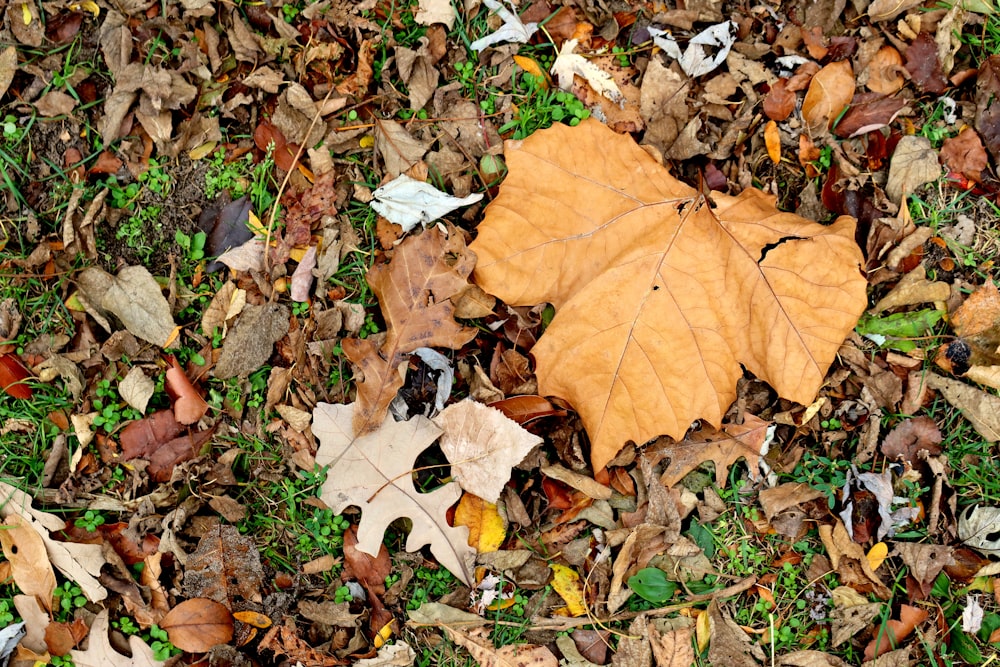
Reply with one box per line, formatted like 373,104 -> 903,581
78,266 -> 179,348
472,120 -> 867,470
344,227 -> 478,436
469,0 -> 538,52
958,505 -> 1000,557
925,373 -> 1000,441
314,402 -> 475,585
213,303 -> 290,379
183,525 -> 265,606
71,610 -> 163,667
649,22 -> 737,79
433,399 -> 542,503
549,563 -> 587,617
443,626 -> 558,667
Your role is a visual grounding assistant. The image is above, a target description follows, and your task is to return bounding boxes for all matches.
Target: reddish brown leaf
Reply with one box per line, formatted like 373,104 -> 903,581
160,598 -> 234,653
905,33 -> 949,94
45,618 -> 88,656
165,355 -> 208,425
45,11 -> 84,45
763,78 -> 796,121
834,94 -> 906,138
343,526 -> 391,594
254,119 -> 300,172
881,416 -> 943,464
63,147 -> 85,183
147,425 -> 216,482
488,395 -> 567,424
0,352 -> 33,399
940,128 -> 989,181
120,410 -> 182,460
87,150 -> 123,175
864,604 -> 928,660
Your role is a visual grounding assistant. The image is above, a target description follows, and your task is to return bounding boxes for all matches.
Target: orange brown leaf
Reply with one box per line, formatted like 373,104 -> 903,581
471,120 -> 867,469
344,226 -> 478,435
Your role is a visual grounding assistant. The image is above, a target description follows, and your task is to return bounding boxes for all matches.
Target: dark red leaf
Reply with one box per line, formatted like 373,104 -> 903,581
0,353 -> 33,399
905,33 -> 949,94
834,94 -> 906,138
120,410 -> 182,460
147,425 -> 216,482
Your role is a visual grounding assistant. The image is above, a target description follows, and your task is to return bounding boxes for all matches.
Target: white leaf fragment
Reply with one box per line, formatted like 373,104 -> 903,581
470,0 -> 538,52
371,174 -> 483,232
962,595 -> 984,633
551,39 -> 623,104
649,21 -> 737,78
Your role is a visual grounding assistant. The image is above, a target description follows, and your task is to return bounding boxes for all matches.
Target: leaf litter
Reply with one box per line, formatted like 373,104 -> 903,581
2,0 -> 1000,664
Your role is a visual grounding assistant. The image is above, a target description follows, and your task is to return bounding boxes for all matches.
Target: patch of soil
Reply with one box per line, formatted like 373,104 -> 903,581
97,155 -> 210,275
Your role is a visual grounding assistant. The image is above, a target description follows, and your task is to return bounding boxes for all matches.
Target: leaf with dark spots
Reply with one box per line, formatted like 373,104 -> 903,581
905,33 -> 949,94
834,94 -> 906,138
199,194 -> 254,273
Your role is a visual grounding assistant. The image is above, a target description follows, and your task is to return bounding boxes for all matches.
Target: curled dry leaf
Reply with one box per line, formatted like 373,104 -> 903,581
802,60 -> 855,131
925,373 -> 1000,441
880,416 -> 942,463
866,46 -> 906,94
165,355 -> 208,425
160,598 -> 234,652
471,120 -> 867,470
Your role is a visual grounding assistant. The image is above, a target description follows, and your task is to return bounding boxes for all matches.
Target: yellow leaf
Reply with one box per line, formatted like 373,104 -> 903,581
188,141 -> 217,161
549,564 -> 587,617
21,3 -> 32,25
470,120 -> 868,470
513,55 -> 550,87
454,493 -> 506,553
373,621 -> 393,648
764,120 -> 781,164
359,134 -> 375,148
867,542 -> 889,571
69,0 -> 100,16
247,210 -> 265,236
233,610 -> 272,628
695,609 -> 711,653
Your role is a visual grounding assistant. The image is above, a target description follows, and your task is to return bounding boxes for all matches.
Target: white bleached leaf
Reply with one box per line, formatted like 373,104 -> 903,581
963,595 -> 984,633
649,21 -> 737,78
371,174 -> 483,232
550,39 -> 623,104
959,505 -> 1000,556
470,0 -> 538,52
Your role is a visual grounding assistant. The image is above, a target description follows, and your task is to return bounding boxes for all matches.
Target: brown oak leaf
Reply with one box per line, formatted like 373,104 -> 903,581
344,226 -> 478,435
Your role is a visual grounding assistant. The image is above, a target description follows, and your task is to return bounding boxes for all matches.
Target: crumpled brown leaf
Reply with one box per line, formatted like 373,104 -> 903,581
344,227 -> 478,436
471,120 -> 867,470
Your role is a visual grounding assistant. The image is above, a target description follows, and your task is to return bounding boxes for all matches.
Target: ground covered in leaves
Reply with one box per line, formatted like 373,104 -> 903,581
2,0 -> 1000,665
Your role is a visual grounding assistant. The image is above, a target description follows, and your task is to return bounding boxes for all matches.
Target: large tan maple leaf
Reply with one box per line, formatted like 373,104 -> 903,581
470,119 -> 868,470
